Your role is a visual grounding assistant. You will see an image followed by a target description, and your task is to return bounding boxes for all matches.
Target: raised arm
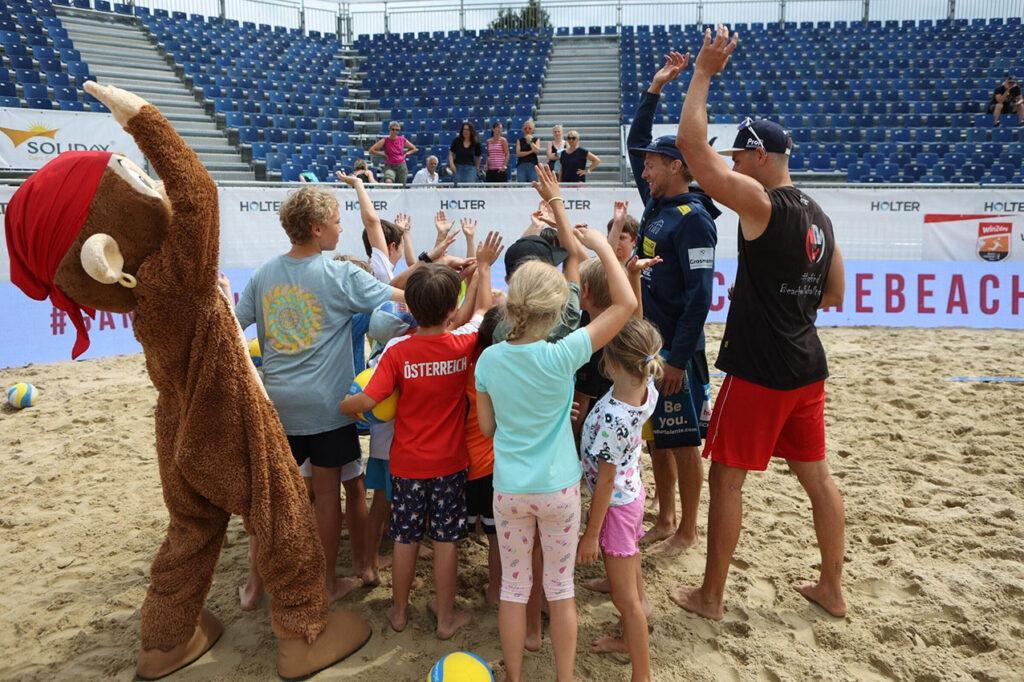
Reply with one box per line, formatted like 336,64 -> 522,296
626,254 -> 662,318
472,231 -> 503,316
461,217 -> 478,259
533,164 -> 581,284
576,227 -> 635,351
678,26 -> 771,240
336,171 -> 385,253
627,51 -> 690,204
394,212 -> 417,266
84,82 -> 219,285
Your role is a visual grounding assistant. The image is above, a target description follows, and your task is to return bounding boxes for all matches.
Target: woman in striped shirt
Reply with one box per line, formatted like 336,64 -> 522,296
485,121 -> 509,183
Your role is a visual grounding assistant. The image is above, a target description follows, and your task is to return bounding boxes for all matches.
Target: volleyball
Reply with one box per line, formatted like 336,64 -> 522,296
349,367 -> 397,423
248,338 -> 262,367
6,382 -> 38,409
427,651 -> 493,682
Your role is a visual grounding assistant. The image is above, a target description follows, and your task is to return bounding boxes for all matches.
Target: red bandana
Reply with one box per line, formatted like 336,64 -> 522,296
5,151 -> 112,359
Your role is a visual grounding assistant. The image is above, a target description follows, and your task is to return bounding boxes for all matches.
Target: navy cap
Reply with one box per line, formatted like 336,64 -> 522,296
721,118 -> 792,155
628,135 -> 685,162
504,235 -> 568,277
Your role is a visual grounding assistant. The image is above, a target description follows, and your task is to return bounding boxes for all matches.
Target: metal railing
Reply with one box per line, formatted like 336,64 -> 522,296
122,0 -> 1024,39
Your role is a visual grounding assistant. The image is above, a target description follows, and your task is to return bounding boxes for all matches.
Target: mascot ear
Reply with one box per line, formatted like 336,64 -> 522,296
80,233 -> 138,288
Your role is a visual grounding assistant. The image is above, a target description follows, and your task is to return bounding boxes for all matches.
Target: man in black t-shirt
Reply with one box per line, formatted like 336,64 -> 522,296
989,76 -> 1023,126
670,25 -> 848,622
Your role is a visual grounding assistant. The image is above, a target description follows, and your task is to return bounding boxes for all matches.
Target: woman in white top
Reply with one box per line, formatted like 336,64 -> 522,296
547,123 -> 566,173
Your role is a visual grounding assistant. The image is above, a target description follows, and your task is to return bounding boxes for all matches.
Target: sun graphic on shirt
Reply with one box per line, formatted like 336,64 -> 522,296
263,284 -> 323,354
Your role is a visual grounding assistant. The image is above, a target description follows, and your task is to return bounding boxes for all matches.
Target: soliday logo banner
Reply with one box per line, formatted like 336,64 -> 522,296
1,185 -> 1022,368
0,106 -> 145,169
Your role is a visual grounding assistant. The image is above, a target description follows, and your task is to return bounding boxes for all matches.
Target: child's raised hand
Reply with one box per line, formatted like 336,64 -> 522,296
612,200 -> 629,228
572,225 -> 609,252
335,170 -> 362,187
426,233 -> 458,262
476,231 -> 505,266
434,210 -> 455,238
460,217 -> 477,242
394,212 -> 412,232
576,534 -> 600,565
626,254 -> 663,276
531,164 -> 561,202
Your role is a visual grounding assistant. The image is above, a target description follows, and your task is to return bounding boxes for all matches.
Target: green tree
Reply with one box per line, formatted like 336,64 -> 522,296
489,0 -> 551,30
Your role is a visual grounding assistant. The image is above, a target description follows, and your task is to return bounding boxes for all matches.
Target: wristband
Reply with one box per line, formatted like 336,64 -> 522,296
547,196 -> 564,205
418,251 -> 433,263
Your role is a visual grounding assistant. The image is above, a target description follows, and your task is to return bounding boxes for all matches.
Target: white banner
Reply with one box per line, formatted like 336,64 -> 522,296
0,107 -> 144,170
923,212 -> 1024,262
2,184 -> 1024,368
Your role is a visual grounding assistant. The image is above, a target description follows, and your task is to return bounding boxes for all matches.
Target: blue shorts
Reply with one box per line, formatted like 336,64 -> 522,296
650,349 -> 711,449
390,469 -> 468,544
365,457 -> 392,502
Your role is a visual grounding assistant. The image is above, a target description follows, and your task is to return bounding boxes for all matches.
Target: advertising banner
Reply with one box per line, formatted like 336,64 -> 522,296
0,107 -> 145,169
1,184 -> 1022,367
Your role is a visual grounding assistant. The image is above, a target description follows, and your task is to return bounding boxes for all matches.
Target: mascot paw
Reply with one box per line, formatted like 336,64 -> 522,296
136,609 -> 223,681
276,609 -> 371,681
84,81 -> 150,128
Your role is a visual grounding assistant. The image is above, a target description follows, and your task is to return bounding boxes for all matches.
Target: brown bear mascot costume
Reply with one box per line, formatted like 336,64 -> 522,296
4,81 -> 370,679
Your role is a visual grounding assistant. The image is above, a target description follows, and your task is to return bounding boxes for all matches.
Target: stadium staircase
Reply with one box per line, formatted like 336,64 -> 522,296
535,34 -> 622,183
55,6 -> 255,181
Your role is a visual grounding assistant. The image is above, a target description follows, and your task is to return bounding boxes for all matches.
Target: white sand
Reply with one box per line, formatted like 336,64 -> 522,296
1,324 -> 1022,680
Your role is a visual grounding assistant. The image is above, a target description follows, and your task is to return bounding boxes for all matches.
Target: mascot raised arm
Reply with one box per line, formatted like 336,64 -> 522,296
3,81 -> 370,680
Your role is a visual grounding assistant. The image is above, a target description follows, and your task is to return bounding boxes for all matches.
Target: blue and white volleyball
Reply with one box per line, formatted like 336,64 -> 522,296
6,382 -> 39,409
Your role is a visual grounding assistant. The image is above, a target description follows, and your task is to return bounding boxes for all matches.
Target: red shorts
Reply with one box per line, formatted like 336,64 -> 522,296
702,375 -> 826,471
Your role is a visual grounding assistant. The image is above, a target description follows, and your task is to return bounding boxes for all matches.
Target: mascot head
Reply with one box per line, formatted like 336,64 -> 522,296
5,150 -> 170,358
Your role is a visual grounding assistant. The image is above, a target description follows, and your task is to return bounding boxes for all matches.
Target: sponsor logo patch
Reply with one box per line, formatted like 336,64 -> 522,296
687,247 -> 714,269
642,236 -> 657,257
977,221 -> 1011,262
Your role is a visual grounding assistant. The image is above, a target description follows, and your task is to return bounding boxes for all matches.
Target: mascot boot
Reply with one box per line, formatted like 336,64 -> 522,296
4,81 -> 370,679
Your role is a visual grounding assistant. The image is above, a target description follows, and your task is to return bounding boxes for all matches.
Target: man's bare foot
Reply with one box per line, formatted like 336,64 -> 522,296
327,576 -> 363,603
238,583 -> 263,611
669,585 -> 724,621
650,532 -> 699,557
641,522 -> 675,544
591,634 -> 629,654
386,605 -> 408,632
524,631 -> 542,652
583,577 -> 610,594
795,582 -> 847,618
435,609 -> 472,640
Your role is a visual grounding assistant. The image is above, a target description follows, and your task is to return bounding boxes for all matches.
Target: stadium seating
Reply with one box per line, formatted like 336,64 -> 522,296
1,0 -> 1020,184
0,0 -> 101,112
620,20 -> 1023,182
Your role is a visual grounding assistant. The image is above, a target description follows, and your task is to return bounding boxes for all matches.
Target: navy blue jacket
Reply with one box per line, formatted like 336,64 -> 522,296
627,90 -> 720,369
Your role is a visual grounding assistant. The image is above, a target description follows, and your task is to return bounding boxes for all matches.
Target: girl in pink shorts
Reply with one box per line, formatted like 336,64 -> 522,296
578,318 -> 662,680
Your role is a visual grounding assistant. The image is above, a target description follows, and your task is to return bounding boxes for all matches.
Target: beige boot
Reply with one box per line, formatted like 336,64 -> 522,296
276,609 -> 372,680
136,608 -> 223,680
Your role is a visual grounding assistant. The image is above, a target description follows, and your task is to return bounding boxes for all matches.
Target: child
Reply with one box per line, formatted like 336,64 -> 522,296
577,318 -> 663,681
607,199 -> 640,264
464,306 -> 505,606
341,232 -> 503,640
474,164 -> 636,682
234,185 -> 402,604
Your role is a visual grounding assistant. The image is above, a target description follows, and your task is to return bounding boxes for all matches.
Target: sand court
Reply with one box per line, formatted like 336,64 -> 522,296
1,324 -> 1022,680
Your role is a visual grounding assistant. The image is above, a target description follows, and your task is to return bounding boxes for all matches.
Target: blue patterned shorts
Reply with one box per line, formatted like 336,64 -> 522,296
389,469 -> 468,544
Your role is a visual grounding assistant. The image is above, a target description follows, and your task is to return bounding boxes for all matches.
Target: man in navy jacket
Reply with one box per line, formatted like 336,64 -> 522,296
627,51 -> 720,555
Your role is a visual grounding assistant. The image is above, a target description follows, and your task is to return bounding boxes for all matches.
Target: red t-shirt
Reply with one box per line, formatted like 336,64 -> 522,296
363,319 -> 480,478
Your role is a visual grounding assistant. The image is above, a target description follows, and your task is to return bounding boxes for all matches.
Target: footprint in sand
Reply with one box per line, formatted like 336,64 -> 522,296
855,578 -> 922,605
746,577 -> 777,607
779,611 -> 817,647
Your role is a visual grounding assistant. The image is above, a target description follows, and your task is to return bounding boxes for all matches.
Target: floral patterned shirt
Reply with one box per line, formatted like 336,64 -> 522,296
580,380 -> 658,506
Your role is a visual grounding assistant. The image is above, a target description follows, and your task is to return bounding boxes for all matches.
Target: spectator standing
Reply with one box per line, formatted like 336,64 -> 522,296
547,123 -> 566,173
369,121 -> 417,184
515,119 -> 542,183
485,121 -> 510,183
990,76 -> 1024,126
558,130 -> 601,182
411,155 -> 441,185
449,122 -> 483,184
